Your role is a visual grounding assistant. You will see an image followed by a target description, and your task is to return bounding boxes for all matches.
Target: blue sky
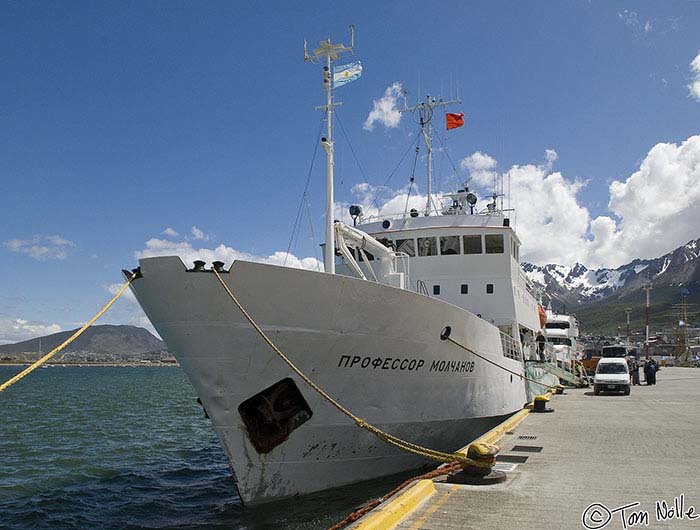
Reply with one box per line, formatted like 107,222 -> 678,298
2,1 -> 699,343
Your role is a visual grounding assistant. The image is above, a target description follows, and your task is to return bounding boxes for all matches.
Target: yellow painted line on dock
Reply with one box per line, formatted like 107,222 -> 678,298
351,392 -> 555,529
406,484 -> 460,530
352,480 -> 436,530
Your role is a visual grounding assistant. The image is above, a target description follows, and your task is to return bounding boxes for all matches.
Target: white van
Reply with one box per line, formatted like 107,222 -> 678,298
594,358 -> 630,395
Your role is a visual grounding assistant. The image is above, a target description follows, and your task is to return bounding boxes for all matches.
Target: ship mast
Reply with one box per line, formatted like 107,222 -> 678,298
304,27 -> 355,274
400,95 -> 460,216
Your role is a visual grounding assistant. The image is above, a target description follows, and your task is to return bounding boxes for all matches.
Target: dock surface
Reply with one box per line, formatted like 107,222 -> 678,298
354,367 -> 700,530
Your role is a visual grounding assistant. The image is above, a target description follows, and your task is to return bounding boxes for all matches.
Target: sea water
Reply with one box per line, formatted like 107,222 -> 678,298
0,366 -> 413,530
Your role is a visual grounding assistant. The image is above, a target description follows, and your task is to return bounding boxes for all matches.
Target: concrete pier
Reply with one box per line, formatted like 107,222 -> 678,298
352,367 -> 700,530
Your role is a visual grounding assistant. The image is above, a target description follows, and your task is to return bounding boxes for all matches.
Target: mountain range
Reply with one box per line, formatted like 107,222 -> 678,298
0,325 -> 168,363
522,238 -> 700,334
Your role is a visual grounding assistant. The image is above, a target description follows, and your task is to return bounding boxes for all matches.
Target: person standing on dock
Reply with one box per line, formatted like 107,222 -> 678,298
536,331 -> 546,362
631,358 -> 640,386
645,359 -> 656,386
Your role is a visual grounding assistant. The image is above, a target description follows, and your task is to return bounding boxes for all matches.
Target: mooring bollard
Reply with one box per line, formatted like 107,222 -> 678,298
446,441 -> 506,485
555,384 -> 565,395
533,394 -> 554,413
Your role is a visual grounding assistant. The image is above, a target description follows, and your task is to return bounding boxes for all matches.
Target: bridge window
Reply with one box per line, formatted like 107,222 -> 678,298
463,235 -> 482,254
418,237 -> 438,256
395,238 -> 415,257
485,234 -> 504,254
439,236 -> 460,255
486,283 -> 494,294
461,284 -> 468,294
433,284 -> 440,295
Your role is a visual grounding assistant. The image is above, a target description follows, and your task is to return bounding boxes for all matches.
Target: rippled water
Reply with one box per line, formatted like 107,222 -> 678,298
0,366 -> 413,530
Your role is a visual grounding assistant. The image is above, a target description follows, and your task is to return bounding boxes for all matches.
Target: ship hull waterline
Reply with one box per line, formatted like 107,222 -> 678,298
128,257 -> 530,505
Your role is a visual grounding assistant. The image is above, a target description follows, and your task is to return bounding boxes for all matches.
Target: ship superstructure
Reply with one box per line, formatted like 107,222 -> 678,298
544,307 -> 581,367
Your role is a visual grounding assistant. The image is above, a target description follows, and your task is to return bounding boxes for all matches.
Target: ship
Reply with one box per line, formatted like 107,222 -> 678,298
544,305 -> 581,368
125,30 -> 557,505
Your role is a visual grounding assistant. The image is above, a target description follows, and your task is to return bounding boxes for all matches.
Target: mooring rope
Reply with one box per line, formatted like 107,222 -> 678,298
211,268 -> 494,468
0,272 -> 137,393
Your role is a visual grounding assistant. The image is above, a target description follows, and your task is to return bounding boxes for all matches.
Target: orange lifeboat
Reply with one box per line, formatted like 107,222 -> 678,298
538,304 -> 547,328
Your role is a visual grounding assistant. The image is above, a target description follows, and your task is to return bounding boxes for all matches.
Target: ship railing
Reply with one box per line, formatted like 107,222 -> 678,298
415,279 -> 430,296
500,331 -> 523,361
522,341 -> 557,364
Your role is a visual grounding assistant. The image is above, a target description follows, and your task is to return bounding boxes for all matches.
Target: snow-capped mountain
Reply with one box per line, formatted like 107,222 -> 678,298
522,238 -> 700,306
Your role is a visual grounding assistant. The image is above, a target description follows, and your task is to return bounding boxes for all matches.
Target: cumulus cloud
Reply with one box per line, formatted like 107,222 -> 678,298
0,317 -> 61,345
689,52 -> 700,101
364,82 -> 403,131
594,135 -> 700,266
190,226 -> 208,240
135,239 -> 322,272
460,152 -> 498,187
3,235 -> 76,260
162,227 -> 179,237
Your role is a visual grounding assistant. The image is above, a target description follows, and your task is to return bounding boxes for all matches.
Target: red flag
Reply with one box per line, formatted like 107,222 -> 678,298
446,112 -> 464,130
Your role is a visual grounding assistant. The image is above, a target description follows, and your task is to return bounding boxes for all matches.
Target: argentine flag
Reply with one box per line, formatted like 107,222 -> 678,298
333,61 -> 362,89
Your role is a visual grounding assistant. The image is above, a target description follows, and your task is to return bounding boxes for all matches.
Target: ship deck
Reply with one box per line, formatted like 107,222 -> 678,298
348,366 -> 700,530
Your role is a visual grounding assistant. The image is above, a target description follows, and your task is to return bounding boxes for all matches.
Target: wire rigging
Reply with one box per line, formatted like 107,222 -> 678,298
433,128 -> 461,179
382,134 -> 422,188
402,138 -> 422,218
334,111 -> 382,213
284,114 -> 325,267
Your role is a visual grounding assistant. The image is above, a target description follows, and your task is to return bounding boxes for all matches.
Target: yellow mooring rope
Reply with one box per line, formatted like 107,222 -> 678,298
0,273 -> 137,393
211,268 -> 493,468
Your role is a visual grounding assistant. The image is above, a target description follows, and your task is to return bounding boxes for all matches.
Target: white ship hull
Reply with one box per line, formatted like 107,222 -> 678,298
129,257 -> 529,505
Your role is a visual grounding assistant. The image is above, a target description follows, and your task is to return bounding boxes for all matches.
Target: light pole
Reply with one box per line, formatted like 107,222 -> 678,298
643,284 -> 652,360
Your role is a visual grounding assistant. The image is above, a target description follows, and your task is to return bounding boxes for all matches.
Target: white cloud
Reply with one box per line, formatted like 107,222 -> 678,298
545,149 -> 558,165
3,235 -> 76,261
460,152 -> 498,187
506,161 -> 591,267
460,152 -> 497,172
190,226 -> 208,240
0,317 -> 61,345
689,52 -> 700,100
135,239 -> 322,272
594,135 -> 700,267
162,227 -> 179,237
364,82 -> 403,131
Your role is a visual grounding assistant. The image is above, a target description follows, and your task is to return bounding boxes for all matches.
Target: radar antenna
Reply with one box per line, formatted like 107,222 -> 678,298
400,93 -> 460,216
303,25 -> 355,274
